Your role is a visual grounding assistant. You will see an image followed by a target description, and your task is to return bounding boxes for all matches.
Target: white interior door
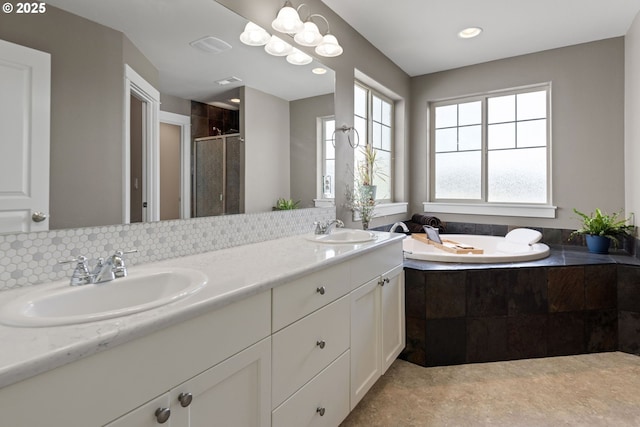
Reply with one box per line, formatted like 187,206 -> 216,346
0,39 -> 50,233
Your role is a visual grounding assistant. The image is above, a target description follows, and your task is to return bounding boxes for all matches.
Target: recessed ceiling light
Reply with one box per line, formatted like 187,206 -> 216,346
458,27 -> 483,39
312,67 -> 327,75
229,98 -> 241,104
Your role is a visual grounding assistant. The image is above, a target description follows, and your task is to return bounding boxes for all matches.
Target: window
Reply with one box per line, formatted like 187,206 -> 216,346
320,116 -> 335,199
354,82 -> 393,201
431,85 -> 550,207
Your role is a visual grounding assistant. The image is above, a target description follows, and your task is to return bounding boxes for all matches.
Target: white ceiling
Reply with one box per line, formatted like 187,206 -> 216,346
41,0 -> 640,102
322,0 -> 640,76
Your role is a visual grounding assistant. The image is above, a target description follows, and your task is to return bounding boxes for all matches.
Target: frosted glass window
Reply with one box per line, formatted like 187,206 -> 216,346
381,100 -> 392,126
517,90 -> 547,120
435,151 -> 481,199
375,150 -> 391,198
430,84 -> 550,204
488,147 -> 546,203
459,101 -> 481,126
382,125 -> 391,151
435,128 -> 458,152
435,105 -> 457,128
488,123 -> 516,150
459,125 -> 481,151
372,96 -> 382,122
488,95 -> 515,124
373,122 -> 382,148
354,85 -> 367,117
324,120 -> 334,158
354,116 -> 366,146
517,119 -> 546,148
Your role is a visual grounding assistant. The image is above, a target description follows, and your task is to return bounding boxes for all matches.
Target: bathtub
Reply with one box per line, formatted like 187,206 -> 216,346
402,233 -> 550,263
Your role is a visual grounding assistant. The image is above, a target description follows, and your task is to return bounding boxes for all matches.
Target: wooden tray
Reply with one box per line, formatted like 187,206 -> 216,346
412,234 -> 484,254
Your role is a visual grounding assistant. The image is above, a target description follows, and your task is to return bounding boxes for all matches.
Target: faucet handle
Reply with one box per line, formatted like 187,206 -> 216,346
59,255 -> 91,286
111,249 -> 137,278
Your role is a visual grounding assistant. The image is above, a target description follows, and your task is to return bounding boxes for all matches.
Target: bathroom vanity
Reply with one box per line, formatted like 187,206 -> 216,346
0,231 -> 404,426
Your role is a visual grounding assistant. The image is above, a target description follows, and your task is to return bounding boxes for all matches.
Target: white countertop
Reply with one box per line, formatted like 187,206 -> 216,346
0,231 -> 404,389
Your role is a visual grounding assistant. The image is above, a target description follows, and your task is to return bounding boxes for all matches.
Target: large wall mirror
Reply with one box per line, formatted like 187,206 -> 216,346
0,0 -> 335,234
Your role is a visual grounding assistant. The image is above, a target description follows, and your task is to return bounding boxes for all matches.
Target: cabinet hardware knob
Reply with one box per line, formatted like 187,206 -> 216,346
155,407 -> 171,424
316,286 -> 326,295
379,277 -> 390,286
316,339 -> 326,349
317,406 -> 326,416
178,392 -> 193,407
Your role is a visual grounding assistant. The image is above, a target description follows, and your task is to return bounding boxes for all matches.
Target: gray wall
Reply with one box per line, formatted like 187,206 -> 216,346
626,13 -> 640,224
411,38 -> 626,229
244,86 -> 290,212
290,93 -> 334,208
0,6 -> 158,229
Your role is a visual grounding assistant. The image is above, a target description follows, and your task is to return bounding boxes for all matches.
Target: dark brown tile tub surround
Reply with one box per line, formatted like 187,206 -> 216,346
402,264 -> 624,367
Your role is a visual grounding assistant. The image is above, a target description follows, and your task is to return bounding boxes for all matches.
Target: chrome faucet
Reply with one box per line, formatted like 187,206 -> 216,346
390,222 -> 410,233
60,249 -> 137,286
314,219 -> 345,235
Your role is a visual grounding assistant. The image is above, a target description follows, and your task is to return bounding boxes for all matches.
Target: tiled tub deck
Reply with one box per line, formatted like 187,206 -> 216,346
401,246 -> 640,367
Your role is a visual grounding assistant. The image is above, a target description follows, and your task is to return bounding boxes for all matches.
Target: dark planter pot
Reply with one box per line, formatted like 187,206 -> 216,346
585,234 -> 611,254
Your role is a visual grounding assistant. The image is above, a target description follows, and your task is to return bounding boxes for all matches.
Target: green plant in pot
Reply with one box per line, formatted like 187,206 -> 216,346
273,198 -> 300,210
569,208 -> 634,254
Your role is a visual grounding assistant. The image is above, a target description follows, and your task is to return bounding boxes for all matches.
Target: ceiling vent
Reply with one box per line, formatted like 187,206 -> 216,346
190,36 -> 232,54
215,76 -> 242,86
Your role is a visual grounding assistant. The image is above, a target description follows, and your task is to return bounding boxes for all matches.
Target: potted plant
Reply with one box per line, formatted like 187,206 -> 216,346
356,143 -> 386,201
346,183 -> 377,230
569,208 -> 634,254
273,198 -> 300,210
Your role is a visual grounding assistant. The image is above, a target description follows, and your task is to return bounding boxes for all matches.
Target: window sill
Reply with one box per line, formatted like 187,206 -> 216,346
314,199 -> 335,208
422,202 -> 557,218
353,202 -> 408,221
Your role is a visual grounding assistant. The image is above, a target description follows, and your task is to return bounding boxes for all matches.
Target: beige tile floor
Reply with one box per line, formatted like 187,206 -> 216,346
341,352 -> 640,427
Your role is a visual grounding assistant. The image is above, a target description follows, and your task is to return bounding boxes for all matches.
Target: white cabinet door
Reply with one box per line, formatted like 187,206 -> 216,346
0,39 -> 50,233
381,265 -> 405,372
350,276 -> 382,410
105,394 -> 172,427
172,337 -> 271,427
105,338 -> 271,427
350,264 -> 405,410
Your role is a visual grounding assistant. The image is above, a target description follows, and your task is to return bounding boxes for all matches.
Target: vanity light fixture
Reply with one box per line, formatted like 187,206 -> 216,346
239,22 -> 270,46
458,27 -> 483,39
272,1 -> 305,33
264,35 -> 293,56
286,48 -> 313,65
315,33 -> 343,57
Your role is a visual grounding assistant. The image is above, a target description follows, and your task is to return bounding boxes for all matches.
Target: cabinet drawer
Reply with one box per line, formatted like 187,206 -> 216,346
272,295 -> 350,408
272,350 -> 350,427
350,241 -> 403,290
273,261 -> 350,331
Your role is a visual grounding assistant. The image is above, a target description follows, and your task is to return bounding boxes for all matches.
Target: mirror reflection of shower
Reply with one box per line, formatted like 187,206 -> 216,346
193,134 -> 244,217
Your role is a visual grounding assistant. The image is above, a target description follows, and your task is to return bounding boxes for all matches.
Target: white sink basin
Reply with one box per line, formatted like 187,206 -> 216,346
0,268 -> 207,327
305,229 -> 377,244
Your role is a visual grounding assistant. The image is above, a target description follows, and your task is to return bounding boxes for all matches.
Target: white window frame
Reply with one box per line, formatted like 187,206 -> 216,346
425,83 -> 556,218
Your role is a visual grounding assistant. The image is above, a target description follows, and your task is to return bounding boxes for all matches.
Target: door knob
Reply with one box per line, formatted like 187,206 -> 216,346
31,211 -> 47,222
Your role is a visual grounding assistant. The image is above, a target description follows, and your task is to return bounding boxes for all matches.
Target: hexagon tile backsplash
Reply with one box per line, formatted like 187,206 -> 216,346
0,208 -> 334,291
